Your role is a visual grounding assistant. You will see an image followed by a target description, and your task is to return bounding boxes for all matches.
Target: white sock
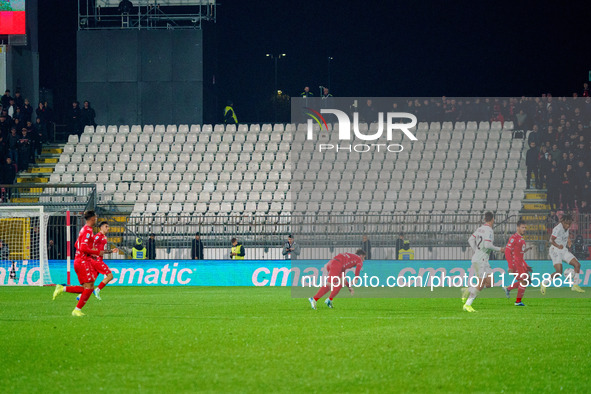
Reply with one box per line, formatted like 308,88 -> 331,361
574,271 -> 582,286
466,287 -> 480,306
75,307 -> 81,311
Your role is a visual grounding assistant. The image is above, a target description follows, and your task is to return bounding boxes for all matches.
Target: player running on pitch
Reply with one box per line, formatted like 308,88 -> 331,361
85,221 -> 118,300
462,212 -> 505,312
52,210 -> 104,316
503,219 -> 533,306
308,249 -> 366,309
541,214 -> 585,294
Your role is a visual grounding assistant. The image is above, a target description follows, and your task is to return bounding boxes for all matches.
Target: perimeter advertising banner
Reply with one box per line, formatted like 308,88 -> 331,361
3,259 -> 588,298
0,1 -> 26,35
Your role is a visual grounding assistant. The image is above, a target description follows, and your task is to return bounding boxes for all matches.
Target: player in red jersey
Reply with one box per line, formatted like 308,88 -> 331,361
88,221 -> 118,300
503,220 -> 533,306
52,210 -> 104,316
308,249 -> 366,309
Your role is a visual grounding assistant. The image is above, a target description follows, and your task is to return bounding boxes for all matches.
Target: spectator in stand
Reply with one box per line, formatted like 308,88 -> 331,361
224,101 -> 238,125
17,128 -> 32,172
22,99 -> 33,123
35,102 -> 47,125
12,118 -> 21,134
34,117 -> 47,146
0,133 -> 7,162
526,142 -> 540,189
300,86 -> 314,98
516,109 -> 528,132
8,127 -> 19,165
147,233 -> 156,259
558,152 -> 569,174
80,101 -> 96,129
27,121 -> 46,161
0,114 -> 10,139
527,125 -> 540,146
1,157 -> 16,185
67,101 -> 82,137
581,170 -> 591,207
43,101 -> 54,124
360,99 -> 377,123
12,107 -> 24,124
583,82 -> 589,97
13,91 -> 24,109
550,143 -> 561,163
561,170 -> 575,211
575,160 -> 587,199
1,90 -> 11,109
191,232 -> 204,260
546,166 -> 561,210
6,99 -> 16,118
539,152 -> 552,187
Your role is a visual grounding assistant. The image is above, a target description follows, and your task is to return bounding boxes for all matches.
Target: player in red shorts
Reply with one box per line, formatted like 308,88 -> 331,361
308,249 -> 366,309
88,221 -> 118,300
503,220 -> 533,306
52,210 -> 104,316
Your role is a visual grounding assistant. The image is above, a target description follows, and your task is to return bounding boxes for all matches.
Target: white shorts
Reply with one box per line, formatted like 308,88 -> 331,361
471,259 -> 493,278
549,247 -> 576,266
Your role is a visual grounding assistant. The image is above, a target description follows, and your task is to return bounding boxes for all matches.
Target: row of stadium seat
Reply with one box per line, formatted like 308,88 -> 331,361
124,198 -> 522,217
51,168 -> 525,189
76,120 -> 514,137
56,156 -> 522,176
58,148 -> 523,167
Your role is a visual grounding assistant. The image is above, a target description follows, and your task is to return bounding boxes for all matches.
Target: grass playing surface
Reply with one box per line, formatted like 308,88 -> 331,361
1,286 -> 590,392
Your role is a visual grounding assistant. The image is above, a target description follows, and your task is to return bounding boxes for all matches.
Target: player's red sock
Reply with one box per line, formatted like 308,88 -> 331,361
76,288 -> 93,309
314,286 -> 330,301
516,285 -> 526,303
98,282 -> 106,290
65,286 -> 84,293
328,285 -> 343,300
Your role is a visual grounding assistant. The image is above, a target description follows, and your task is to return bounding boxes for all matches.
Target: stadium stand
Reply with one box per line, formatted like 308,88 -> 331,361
49,121 -> 526,220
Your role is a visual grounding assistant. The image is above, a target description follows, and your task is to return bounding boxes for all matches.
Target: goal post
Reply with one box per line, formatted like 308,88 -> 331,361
0,206 -> 54,286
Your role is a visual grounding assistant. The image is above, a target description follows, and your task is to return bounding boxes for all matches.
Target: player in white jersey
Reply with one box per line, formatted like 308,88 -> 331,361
541,214 -> 585,294
462,212 -> 505,312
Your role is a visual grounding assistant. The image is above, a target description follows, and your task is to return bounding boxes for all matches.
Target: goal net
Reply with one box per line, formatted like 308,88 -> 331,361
0,206 -> 53,286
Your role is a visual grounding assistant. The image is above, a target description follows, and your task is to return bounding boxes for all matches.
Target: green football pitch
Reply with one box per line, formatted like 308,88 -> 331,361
1,286 -> 590,392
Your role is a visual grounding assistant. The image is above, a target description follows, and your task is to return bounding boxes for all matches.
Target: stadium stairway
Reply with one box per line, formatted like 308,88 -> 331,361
16,143 -> 64,184
521,189 -> 549,242
9,143 -> 64,203
97,214 -> 129,258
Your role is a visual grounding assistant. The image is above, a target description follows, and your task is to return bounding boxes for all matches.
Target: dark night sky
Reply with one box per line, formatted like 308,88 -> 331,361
38,0 -> 591,123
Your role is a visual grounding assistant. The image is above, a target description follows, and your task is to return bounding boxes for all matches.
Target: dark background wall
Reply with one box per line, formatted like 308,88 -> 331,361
77,29 -> 203,126
5,0 -> 39,108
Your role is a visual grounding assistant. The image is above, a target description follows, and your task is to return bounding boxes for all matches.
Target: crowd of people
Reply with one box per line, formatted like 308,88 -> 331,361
0,88 -> 98,183
0,89 -> 55,180
520,89 -> 591,213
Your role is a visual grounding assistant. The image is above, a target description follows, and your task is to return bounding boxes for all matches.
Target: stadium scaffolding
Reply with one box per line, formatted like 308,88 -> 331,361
78,0 -> 217,30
